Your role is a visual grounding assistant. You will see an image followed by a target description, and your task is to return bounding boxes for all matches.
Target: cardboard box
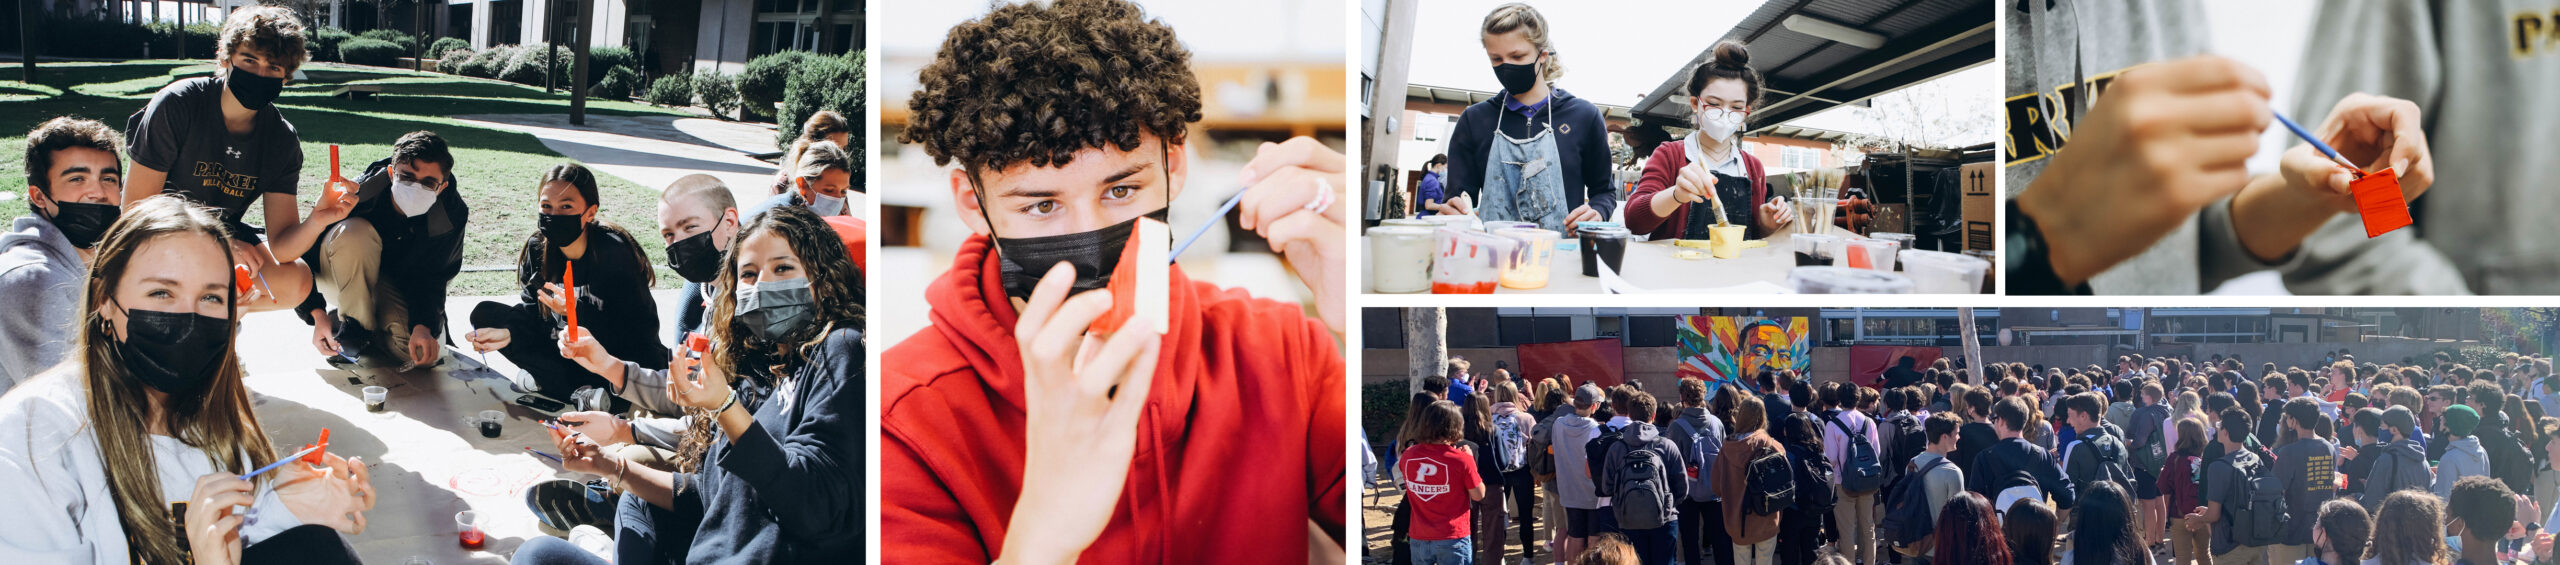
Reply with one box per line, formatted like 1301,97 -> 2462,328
1961,161 -> 1995,252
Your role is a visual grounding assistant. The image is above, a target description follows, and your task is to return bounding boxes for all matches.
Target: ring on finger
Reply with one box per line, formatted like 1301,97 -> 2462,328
1303,179 -> 1335,216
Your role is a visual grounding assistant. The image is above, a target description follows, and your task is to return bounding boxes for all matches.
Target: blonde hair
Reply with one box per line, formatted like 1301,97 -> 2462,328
1481,3 -> 1564,82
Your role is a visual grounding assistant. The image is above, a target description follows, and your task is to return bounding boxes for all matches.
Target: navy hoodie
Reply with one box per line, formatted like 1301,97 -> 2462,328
680,328 -> 866,563
1967,436 -> 2077,510
1443,88 -> 1620,220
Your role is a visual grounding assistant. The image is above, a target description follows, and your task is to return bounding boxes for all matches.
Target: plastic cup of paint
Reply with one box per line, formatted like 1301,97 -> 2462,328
1789,266 -> 1915,294
1869,232 -> 1916,268
1492,228 -> 1561,289
1792,233 -> 1840,266
1844,237 -> 1901,272
1898,249 -> 1991,294
362,386 -> 388,413
1368,226 -> 1437,294
1432,228 -> 1515,294
455,511 -> 486,550
1481,220 -> 1539,233
476,410 -> 504,438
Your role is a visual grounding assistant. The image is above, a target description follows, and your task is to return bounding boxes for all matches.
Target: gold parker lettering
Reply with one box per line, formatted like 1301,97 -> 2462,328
190,160 -> 260,198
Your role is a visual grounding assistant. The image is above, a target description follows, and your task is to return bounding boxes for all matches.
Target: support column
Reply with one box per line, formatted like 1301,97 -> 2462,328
470,0 -> 493,49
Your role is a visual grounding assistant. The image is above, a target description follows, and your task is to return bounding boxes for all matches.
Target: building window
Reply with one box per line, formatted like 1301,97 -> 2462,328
1780,145 -> 1821,169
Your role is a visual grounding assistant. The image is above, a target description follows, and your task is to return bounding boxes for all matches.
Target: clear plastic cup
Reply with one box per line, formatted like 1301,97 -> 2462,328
362,386 -> 388,413
455,511 -> 486,549
1492,228 -> 1562,289
1789,266 -> 1916,294
1481,221 -> 1538,233
1708,224 -> 1748,259
1421,214 -> 1479,232
1380,218 -> 1434,228
1432,228 -> 1516,294
1792,233 -> 1840,266
1367,226 -> 1437,293
1796,197 -> 1838,237
1899,249 -> 1992,294
1577,226 -> 1632,277
1844,237 -> 1901,271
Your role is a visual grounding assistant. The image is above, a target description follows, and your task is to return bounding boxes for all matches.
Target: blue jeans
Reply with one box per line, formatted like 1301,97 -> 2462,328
1411,537 -> 1474,565
511,536 -> 609,565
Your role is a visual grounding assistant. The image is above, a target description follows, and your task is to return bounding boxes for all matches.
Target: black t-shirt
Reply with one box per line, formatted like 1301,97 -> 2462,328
126,76 -> 303,224
2274,437 -> 2337,545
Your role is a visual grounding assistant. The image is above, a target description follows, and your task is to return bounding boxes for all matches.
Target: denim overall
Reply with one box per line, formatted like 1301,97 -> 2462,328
1477,103 -> 1567,231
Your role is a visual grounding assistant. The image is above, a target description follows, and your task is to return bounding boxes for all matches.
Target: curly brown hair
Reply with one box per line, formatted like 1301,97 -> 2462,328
900,0 -> 1203,174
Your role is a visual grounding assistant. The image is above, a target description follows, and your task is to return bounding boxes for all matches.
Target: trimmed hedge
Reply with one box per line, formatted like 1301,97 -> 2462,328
775,51 -> 865,150
428,37 -> 471,60
337,38 -> 405,68
586,46 -> 636,85
459,46 -> 507,78
359,29 -> 418,54
595,65 -> 641,101
310,27 -> 356,62
497,45 -> 551,85
435,49 -> 471,74
693,73 -> 740,118
644,72 -> 693,107
739,51 -> 810,120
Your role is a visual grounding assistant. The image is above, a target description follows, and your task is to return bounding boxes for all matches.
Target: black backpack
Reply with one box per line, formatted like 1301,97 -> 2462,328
2484,429 -> 2537,497
1820,412 -> 1887,495
1879,413 -> 1925,488
2083,432 -> 2136,495
1528,417 -> 1557,478
2224,450 -> 2289,547
1791,446 -> 1838,511
1879,456 -> 1951,547
1610,433 -> 1678,530
1743,443 -> 1796,516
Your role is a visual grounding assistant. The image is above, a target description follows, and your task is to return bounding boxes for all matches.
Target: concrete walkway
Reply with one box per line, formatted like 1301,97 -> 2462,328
451,113 -> 784,206
240,289 -> 688,563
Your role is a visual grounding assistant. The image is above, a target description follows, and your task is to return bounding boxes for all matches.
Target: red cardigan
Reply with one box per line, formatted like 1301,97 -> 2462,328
1625,141 -> 1767,241
880,235 -> 1348,564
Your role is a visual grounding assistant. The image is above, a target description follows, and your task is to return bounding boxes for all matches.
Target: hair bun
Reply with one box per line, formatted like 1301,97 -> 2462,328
1712,40 -> 1751,69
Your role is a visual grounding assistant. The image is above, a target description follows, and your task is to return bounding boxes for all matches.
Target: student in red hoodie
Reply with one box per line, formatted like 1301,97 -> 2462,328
879,0 -> 1348,563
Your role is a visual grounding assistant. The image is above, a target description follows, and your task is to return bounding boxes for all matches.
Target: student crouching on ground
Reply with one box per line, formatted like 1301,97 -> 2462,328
0,117 -> 127,390
0,197 -> 376,564
296,131 -> 466,370
519,205 -> 866,564
466,163 -> 668,412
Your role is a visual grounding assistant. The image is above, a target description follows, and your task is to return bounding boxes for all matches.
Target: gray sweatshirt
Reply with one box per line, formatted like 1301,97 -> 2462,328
1550,413 -> 1603,509
2003,0 -> 2469,294
2433,435 -> 2488,498
0,216 -> 85,391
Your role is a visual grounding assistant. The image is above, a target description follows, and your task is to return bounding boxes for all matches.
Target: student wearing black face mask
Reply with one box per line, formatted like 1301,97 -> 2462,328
0,196 -> 375,564
1442,2 -> 1618,234
0,117 -> 128,391
518,205 -> 865,565
121,6 -> 344,315
467,163 -> 668,412
880,0 -> 1348,561
658,174 -> 744,344
292,131 -> 468,371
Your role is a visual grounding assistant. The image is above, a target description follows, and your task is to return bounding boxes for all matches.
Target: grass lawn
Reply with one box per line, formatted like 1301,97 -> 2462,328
0,60 -> 697,295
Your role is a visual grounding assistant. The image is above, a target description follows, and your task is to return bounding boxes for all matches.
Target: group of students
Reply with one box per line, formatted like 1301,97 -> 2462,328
1383,349 -> 2560,565
0,5 -> 869,564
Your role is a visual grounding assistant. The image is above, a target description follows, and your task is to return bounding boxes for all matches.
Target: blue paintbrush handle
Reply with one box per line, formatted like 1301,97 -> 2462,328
242,445 -> 321,481
2273,111 -> 2357,170
1169,187 -> 1250,263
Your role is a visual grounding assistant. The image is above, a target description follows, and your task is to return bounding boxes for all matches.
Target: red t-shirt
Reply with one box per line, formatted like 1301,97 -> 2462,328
1400,443 -> 1481,541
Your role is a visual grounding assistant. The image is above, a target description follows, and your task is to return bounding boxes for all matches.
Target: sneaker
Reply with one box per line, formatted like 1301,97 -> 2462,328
526,479 -> 615,532
567,525 -> 613,559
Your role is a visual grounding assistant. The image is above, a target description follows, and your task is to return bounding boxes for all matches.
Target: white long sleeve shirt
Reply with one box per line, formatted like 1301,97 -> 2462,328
0,370 -> 300,563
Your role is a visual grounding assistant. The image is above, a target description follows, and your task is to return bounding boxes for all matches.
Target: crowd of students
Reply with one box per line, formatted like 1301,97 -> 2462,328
0,6 -> 868,563
1381,350 -> 2560,565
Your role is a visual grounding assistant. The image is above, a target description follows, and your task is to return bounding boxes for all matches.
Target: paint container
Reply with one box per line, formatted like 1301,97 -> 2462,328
362,386 -> 387,413
475,410 -> 505,439
1368,226 -> 1437,293
1899,250 -> 1991,294
1793,233 -> 1841,266
455,511 -> 486,550
1492,228 -> 1561,289
1789,266 -> 1915,294
1432,228 -> 1516,294
1577,226 -> 1631,277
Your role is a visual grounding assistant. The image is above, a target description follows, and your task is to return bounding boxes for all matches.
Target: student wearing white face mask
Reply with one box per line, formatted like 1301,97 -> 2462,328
1626,40 -> 1794,242
294,131 -> 469,370
750,141 -> 857,220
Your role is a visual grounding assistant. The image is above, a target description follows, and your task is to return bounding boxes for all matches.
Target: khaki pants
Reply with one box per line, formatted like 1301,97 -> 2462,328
1542,483 -> 1563,557
310,218 -> 419,365
2211,543 -> 2269,565
2168,516 -> 2211,565
1732,537 -> 1776,565
1832,485 -> 1878,565
2265,543 -> 2311,565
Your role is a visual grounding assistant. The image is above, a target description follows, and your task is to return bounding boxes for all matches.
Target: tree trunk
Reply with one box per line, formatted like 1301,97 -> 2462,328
1958,307 -> 1983,386
1404,308 -> 1446,396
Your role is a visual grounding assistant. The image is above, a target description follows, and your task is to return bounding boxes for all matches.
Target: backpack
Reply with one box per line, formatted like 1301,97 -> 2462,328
1491,413 -> 1530,474
1879,456 -> 1951,546
1670,416 -> 1724,502
2225,451 -> 2290,547
1879,413 -> 1925,489
1610,433 -> 1678,530
2129,406 -> 2171,479
1792,446 -> 1839,510
1821,412 -> 1887,494
2081,431 -> 2136,495
1743,443 -> 1796,516
1528,417 -> 1557,479
2484,428 -> 2537,497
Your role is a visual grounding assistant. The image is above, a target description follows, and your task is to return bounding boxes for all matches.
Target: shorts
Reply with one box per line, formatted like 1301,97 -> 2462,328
2136,467 -> 2162,499
1566,506 -> 1619,538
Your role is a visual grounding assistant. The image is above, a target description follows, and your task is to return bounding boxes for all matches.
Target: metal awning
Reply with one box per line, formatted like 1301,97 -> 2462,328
1630,0 -> 1993,134
1405,84 -> 1635,122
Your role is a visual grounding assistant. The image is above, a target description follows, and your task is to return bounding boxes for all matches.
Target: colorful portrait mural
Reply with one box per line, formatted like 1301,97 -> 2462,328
1675,316 -> 1814,400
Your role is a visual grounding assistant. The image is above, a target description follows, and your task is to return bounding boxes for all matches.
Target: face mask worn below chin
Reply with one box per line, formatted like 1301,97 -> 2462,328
225,65 -> 284,110
44,200 -> 121,249
666,228 -> 725,283
734,277 -> 815,343
115,303 -> 233,398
